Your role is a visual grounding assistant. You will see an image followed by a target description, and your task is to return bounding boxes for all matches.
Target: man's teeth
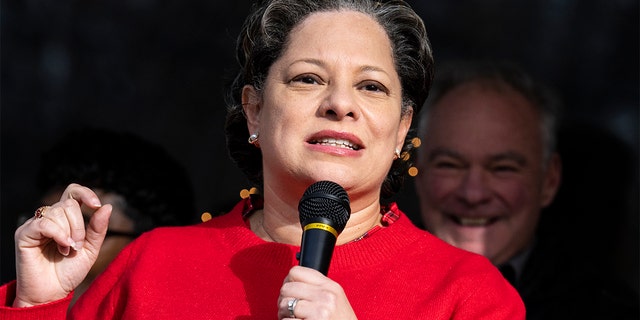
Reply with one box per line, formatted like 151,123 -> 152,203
315,138 -> 358,150
458,217 -> 491,226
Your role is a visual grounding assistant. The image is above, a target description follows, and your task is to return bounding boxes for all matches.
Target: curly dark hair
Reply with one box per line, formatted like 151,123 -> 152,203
36,127 -> 196,234
224,0 -> 434,198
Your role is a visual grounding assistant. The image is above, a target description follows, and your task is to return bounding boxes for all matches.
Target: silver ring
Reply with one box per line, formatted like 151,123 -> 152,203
287,298 -> 298,318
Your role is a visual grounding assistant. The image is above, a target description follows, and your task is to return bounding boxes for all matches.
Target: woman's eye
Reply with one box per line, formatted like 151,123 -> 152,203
361,82 -> 387,93
364,84 -> 381,91
291,75 -> 319,85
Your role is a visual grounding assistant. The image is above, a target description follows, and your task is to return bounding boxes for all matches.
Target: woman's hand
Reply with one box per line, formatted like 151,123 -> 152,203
13,183 -> 112,307
278,266 -> 357,320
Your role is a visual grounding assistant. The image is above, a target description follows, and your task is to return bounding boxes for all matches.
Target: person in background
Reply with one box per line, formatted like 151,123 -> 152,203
415,60 -> 638,319
0,2 -> 524,319
33,127 -> 197,305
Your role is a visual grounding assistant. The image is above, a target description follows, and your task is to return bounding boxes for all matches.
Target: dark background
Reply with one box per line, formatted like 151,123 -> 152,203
2,0 -> 638,294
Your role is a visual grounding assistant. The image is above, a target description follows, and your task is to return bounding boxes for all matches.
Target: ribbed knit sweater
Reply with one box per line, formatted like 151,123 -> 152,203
0,199 -> 524,319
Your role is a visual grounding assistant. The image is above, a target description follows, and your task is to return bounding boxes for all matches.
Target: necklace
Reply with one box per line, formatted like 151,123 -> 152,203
243,195 -> 398,243
250,210 -> 278,242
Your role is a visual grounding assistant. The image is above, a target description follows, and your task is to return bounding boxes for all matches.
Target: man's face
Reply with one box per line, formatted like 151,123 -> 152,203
415,82 -> 560,265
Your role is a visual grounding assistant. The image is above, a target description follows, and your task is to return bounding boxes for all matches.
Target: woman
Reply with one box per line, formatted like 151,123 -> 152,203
1,0 -> 524,319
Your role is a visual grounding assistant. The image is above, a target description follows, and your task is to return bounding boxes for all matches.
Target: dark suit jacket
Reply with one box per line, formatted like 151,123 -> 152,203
516,234 -> 638,320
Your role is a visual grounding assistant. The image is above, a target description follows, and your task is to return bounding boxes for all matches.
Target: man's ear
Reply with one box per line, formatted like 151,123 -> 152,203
541,153 -> 562,207
242,85 -> 261,133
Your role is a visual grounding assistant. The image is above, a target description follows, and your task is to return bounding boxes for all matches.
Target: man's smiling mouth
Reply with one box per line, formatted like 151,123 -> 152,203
450,216 -> 500,227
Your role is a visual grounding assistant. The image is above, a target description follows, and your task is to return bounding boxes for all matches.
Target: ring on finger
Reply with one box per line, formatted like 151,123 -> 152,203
34,206 -> 51,219
287,298 -> 298,318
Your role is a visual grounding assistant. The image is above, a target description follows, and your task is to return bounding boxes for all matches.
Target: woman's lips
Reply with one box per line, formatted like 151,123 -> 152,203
306,130 -> 364,151
308,137 -> 360,150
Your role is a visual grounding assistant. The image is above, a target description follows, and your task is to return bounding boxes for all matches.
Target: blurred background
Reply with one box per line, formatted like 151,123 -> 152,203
2,0 -> 638,294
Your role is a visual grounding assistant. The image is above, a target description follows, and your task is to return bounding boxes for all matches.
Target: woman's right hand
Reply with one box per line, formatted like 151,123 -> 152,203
13,183 -> 112,308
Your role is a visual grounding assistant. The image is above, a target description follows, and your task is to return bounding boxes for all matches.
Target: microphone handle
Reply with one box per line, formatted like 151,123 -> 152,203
298,220 -> 338,275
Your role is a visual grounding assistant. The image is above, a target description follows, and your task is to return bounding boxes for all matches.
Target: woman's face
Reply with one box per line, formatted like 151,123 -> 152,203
243,10 -> 411,205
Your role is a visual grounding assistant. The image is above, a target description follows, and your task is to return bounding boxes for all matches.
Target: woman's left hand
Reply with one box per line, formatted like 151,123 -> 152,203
278,266 -> 357,320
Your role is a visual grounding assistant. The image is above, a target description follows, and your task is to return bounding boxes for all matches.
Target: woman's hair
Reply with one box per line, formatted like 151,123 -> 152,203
225,0 -> 434,198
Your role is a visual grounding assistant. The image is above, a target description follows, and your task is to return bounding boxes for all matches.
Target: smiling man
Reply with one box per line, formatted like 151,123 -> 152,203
414,60 -> 640,320
415,61 -> 564,318
415,61 -> 561,269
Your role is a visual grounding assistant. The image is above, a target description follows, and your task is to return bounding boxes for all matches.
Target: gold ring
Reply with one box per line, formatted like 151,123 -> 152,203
34,206 -> 51,219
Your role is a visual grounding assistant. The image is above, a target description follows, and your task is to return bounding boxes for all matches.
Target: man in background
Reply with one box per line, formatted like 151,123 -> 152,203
414,61 -> 638,319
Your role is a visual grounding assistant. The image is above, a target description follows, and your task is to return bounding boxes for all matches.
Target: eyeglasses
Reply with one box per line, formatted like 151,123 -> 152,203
18,212 -> 140,239
105,230 -> 140,238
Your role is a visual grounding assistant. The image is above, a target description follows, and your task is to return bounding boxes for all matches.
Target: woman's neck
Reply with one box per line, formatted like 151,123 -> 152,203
248,194 -> 383,246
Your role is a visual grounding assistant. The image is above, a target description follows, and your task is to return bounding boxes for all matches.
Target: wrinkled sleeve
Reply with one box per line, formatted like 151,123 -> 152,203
0,233 -> 146,320
69,232 -> 148,319
0,280 -> 72,320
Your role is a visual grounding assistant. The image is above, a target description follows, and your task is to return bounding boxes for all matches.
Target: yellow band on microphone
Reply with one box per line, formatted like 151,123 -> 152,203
303,223 -> 338,238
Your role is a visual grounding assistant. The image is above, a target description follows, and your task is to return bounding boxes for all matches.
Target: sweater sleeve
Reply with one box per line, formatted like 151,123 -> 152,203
68,231 -> 147,319
0,230 -> 151,320
453,256 -> 526,320
0,280 -> 72,319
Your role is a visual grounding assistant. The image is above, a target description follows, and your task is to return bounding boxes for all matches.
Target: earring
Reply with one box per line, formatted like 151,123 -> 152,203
248,132 -> 259,146
393,149 -> 401,160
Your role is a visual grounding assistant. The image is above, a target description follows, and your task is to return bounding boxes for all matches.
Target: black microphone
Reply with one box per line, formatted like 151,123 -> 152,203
297,180 -> 351,276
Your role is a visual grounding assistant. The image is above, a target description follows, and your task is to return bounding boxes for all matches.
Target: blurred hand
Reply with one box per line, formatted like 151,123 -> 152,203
278,266 -> 357,320
13,183 -> 112,307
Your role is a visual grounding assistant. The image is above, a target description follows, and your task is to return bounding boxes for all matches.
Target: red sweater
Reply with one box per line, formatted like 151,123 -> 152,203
0,200 -> 524,319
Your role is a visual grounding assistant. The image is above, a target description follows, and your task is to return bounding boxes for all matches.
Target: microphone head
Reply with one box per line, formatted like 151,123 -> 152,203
298,181 -> 351,234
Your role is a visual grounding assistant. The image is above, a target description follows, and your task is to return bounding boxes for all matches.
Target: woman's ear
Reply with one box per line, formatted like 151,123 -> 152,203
242,85 -> 261,133
396,107 -> 413,151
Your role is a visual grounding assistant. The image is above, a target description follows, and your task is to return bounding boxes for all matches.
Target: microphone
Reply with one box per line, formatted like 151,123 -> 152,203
297,180 -> 351,275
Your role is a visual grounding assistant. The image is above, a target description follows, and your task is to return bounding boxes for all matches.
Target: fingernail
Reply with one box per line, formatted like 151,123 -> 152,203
59,245 -> 70,256
72,240 -> 84,251
67,237 -> 77,250
91,198 -> 102,207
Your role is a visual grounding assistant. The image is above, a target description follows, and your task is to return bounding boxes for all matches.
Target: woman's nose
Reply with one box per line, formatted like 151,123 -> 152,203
317,83 -> 360,120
